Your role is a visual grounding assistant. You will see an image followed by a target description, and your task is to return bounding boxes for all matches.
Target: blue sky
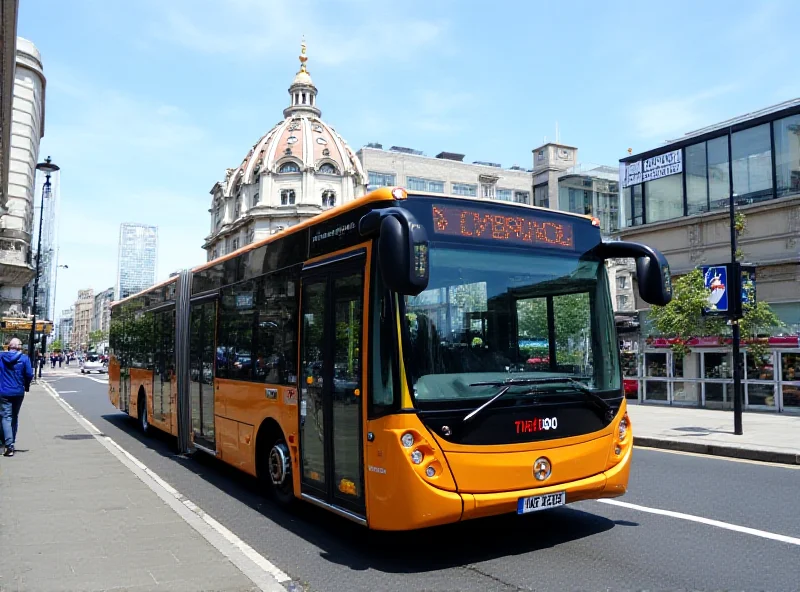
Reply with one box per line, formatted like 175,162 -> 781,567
18,0 -> 800,321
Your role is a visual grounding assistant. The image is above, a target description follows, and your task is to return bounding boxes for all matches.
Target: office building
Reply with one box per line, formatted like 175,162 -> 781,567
203,43 -> 366,261
357,145 -> 532,204
116,223 -> 157,300
617,98 -> 800,413
92,286 -> 113,333
0,36 -> 46,316
72,289 -> 93,351
58,306 -> 73,348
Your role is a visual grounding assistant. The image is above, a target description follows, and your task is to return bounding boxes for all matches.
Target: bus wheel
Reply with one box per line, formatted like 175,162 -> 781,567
265,439 -> 294,506
138,391 -> 149,435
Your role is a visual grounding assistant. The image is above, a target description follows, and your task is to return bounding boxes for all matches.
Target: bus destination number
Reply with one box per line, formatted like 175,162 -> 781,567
432,205 -> 574,249
517,491 -> 566,514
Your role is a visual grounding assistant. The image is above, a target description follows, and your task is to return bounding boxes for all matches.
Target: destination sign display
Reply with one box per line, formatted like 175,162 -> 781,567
431,205 -> 575,249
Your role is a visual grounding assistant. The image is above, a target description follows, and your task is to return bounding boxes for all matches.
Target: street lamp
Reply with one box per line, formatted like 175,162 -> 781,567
53,263 -> 68,342
29,156 -> 59,361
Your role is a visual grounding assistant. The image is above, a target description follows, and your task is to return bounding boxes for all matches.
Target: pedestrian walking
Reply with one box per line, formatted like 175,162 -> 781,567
37,352 -> 45,379
58,354 -> 63,368
0,338 -> 33,457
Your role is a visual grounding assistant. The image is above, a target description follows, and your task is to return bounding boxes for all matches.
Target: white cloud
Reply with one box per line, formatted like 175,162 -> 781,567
631,85 -> 738,140
148,0 -> 447,68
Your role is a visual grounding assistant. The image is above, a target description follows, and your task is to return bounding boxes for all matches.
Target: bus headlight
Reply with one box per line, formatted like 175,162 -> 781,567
618,417 -> 628,441
401,432 -> 414,448
411,450 -> 424,464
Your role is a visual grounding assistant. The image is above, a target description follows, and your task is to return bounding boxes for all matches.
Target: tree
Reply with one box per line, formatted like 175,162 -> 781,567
649,268 -> 782,364
88,329 -> 108,349
517,293 -> 591,364
50,339 -> 64,352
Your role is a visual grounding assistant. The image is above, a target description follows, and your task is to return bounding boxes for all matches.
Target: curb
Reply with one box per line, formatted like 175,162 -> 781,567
634,437 -> 800,465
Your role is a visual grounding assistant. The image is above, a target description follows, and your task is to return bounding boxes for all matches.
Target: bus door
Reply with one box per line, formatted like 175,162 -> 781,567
189,300 -> 217,451
299,253 -> 366,517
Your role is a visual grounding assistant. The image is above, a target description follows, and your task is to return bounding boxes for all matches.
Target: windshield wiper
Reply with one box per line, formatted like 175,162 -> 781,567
465,377 -> 613,422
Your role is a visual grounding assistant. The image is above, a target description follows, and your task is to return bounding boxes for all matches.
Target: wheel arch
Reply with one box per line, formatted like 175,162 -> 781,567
255,416 -> 287,480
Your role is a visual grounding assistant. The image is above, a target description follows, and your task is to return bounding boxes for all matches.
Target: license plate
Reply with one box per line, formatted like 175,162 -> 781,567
517,491 -> 566,514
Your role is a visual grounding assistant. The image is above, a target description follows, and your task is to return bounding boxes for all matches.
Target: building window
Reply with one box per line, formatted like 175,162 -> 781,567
686,142 -> 709,215
645,173 -> 683,223
280,189 -> 296,205
407,177 -> 445,193
247,228 -> 255,244
279,162 -> 300,173
631,184 -> 643,225
452,183 -> 477,197
534,184 -> 548,207
224,237 -> 231,254
322,190 -> 336,207
732,123 -> 772,204
514,190 -> 530,204
232,238 -> 239,251
212,247 -> 218,259
319,163 -> 337,175
253,192 -> 260,206
368,171 -> 395,188
774,114 -> 800,198
708,136 -> 730,210
616,295 -> 629,310
617,276 -> 629,290
234,199 -> 241,219
482,183 -> 496,199
496,188 -> 513,201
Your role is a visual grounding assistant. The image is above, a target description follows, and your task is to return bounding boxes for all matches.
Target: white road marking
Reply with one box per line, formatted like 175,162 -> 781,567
634,445 -> 800,469
85,376 -> 109,384
598,499 -> 800,546
40,381 -> 291,591
57,390 -> 78,394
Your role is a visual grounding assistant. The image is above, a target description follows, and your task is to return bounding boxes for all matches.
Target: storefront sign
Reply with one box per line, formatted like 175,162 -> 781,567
740,266 -> 756,308
621,149 -> 683,187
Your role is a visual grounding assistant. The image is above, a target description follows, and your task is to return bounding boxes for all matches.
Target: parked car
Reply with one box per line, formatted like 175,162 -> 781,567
81,353 -> 106,374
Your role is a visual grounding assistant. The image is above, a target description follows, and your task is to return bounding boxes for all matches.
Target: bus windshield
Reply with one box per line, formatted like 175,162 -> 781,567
402,243 -> 620,404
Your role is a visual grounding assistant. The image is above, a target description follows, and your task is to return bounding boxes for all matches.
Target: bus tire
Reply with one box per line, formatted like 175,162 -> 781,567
137,389 -> 150,435
257,422 -> 294,507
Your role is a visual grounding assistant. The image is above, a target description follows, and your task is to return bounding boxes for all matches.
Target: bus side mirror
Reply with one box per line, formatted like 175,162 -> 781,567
360,208 -> 430,296
595,241 -> 672,306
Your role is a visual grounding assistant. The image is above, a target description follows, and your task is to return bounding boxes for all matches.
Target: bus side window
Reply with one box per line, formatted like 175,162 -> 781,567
370,282 -> 397,417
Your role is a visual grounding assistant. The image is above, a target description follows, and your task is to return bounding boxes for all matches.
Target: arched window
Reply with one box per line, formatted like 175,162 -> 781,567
279,162 -> 300,173
322,190 -> 336,208
318,163 -> 337,175
281,189 -> 296,205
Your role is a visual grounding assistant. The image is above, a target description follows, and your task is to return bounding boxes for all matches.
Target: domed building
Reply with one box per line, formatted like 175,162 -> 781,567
203,43 -> 367,260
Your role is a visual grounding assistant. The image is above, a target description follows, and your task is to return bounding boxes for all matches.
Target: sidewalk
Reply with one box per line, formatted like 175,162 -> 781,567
0,384 -> 281,592
628,403 -> 800,464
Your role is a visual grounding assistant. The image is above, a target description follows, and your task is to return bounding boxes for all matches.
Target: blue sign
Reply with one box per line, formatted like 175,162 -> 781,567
740,266 -> 756,308
702,265 -> 728,314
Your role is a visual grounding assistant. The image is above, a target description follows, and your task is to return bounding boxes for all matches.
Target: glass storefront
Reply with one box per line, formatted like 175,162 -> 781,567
633,346 -> 800,413
621,104 -> 800,227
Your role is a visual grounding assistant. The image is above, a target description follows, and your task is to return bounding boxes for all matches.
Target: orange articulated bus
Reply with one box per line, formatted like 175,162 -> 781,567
108,187 -> 671,531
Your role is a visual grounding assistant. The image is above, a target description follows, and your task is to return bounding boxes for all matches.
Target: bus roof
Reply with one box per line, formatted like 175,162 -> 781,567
112,187 -> 596,307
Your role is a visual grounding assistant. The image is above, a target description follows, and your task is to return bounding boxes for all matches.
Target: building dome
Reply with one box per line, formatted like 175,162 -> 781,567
203,42 -> 367,260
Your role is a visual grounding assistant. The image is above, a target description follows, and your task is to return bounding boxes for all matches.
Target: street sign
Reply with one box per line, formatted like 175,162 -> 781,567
740,265 -> 756,308
702,265 -> 729,315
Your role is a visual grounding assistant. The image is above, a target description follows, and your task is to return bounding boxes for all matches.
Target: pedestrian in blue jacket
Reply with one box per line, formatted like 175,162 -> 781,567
0,338 -> 34,457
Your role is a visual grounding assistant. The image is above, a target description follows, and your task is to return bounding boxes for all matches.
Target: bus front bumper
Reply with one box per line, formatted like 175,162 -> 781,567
460,445 -> 631,522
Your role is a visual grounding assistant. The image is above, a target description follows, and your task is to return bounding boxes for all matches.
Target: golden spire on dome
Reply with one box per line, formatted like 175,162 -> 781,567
298,37 -> 308,74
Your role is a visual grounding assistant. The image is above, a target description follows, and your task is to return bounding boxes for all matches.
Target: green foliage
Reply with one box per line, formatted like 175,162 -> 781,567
88,329 -> 108,348
649,268 -> 783,362
517,293 -> 590,348
49,339 -> 64,352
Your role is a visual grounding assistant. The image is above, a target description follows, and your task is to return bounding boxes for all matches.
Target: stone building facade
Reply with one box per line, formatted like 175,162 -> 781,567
71,288 -> 93,352
356,145 -> 532,203
0,37 -> 45,315
203,44 -> 366,260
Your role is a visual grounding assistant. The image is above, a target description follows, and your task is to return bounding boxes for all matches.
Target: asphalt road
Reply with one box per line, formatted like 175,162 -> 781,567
43,369 -> 800,591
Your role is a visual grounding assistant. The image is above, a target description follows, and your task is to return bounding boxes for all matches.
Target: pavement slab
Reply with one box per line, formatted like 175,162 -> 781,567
627,402 -> 800,463
0,385 -> 262,592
